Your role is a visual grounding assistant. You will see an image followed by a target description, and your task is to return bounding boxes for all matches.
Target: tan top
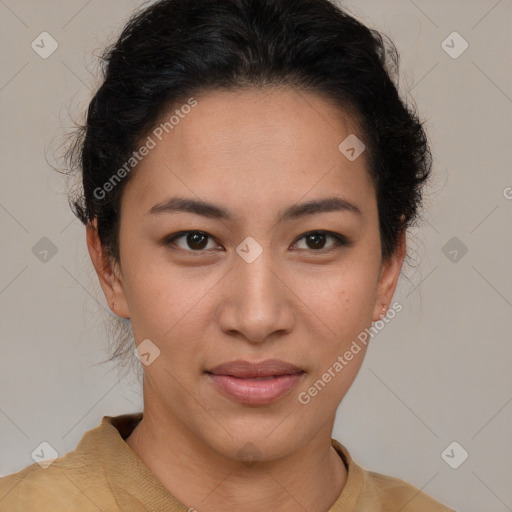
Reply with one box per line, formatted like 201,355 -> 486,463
0,412 -> 454,511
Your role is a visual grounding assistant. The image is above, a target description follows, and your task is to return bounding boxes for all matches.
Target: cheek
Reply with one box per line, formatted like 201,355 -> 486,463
124,261 -> 219,365
121,258 -> 180,343
296,262 -> 379,340
294,271 -> 375,411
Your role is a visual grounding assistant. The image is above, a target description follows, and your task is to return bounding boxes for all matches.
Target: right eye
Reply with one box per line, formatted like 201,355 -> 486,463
163,231 -> 223,252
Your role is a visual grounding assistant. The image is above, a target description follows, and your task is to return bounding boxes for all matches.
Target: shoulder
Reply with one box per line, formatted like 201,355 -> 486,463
0,458 -> 92,511
362,470 -> 456,511
0,417 -> 122,512
0,452 -> 117,512
330,439 -> 456,512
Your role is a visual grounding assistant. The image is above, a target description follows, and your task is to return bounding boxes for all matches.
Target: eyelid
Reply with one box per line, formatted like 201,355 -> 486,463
163,230 -> 351,253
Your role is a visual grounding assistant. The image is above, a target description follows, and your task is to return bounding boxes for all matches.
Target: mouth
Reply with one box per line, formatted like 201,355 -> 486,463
206,358 -> 305,378
205,359 -> 305,405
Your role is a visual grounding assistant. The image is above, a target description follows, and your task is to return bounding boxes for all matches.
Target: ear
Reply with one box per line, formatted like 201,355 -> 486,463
86,218 -> 131,318
372,229 -> 406,322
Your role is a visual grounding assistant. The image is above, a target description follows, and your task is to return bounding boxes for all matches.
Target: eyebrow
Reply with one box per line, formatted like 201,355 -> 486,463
147,196 -> 362,221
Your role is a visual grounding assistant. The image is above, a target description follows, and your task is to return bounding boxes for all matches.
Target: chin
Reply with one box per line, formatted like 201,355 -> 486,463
193,419 -> 308,465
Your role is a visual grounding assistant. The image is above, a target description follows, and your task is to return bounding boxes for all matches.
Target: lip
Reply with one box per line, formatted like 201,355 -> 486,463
206,359 -> 304,378
205,359 -> 305,405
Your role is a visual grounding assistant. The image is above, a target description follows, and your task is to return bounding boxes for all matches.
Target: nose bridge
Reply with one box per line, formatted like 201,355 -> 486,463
222,237 -> 291,341
237,244 -> 277,300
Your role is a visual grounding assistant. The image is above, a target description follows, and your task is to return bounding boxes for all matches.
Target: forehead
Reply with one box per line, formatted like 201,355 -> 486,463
121,86 -> 374,218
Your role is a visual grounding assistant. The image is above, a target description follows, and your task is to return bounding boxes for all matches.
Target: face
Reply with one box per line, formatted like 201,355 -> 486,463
88,86 -> 405,462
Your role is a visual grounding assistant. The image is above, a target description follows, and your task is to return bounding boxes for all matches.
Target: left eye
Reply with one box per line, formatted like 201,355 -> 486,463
163,230 -> 349,253
292,231 -> 349,252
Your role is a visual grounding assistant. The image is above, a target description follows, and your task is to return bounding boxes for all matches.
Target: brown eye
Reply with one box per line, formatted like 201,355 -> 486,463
293,231 -> 350,252
164,231 -> 219,252
305,232 -> 327,249
186,232 -> 208,250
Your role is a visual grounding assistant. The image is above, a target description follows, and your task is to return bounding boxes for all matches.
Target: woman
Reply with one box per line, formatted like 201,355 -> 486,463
0,0 -> 455,510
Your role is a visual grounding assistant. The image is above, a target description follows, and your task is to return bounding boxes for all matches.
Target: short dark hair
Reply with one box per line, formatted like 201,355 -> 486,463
65,0 -> 432,266
63,0 -> 432,371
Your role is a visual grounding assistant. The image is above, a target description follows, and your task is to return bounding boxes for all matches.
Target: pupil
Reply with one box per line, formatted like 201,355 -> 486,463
188,232 -> 207,250
308,233 -> 325,249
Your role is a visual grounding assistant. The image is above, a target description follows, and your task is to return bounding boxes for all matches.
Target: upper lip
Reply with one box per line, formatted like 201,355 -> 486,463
206,359 -> 304,378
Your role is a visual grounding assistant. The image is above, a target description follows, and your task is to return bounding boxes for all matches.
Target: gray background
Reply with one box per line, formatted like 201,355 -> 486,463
1,1 -> 511,511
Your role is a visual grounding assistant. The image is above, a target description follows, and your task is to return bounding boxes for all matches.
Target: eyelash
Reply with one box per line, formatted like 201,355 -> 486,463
162,230 -> 351,255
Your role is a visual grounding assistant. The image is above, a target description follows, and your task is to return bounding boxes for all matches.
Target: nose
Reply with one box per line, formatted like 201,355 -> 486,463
217,245 -> 294,344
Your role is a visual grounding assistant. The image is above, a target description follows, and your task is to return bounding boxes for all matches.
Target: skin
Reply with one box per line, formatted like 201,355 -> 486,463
87,86 -> 406,512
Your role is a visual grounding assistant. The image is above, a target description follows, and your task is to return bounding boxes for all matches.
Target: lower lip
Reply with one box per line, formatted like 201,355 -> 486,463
206,372 -> 304,405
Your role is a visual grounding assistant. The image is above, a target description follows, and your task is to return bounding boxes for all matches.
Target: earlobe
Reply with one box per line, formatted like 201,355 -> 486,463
86,219 -> 131,318
372,230 -> 406,322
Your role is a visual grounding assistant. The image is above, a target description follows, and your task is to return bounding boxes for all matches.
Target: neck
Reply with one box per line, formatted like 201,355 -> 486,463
125,406 -> 347,512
